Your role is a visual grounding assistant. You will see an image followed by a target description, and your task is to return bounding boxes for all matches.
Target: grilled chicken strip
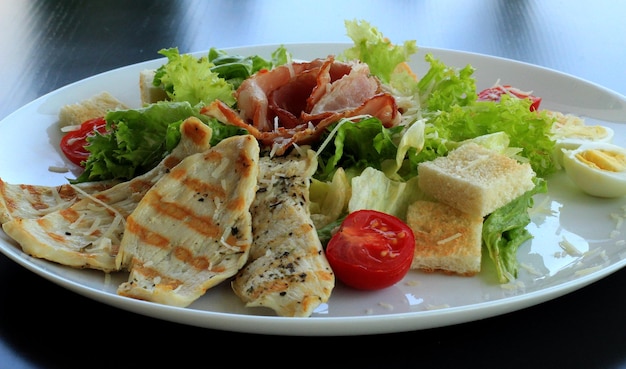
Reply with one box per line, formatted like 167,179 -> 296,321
0,179 -> 117,224
231,149 -> 335,317
116,134 -> 259,307
2,117 -> 213,272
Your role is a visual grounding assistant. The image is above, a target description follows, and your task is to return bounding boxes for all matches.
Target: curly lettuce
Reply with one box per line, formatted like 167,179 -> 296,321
153,45 -> 291,107
417,53 -> 477,111
341,19 -> 418,85
153,48 -> 236,107
423,96 -> 558,177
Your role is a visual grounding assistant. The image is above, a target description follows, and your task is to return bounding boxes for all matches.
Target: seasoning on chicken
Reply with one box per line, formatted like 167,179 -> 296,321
116,134 -> 260,307
231,148 -> 335,317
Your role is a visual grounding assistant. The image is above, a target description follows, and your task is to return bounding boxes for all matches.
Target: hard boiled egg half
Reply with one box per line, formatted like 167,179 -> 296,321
562,142 -> 626,198
549,111 -> 614,166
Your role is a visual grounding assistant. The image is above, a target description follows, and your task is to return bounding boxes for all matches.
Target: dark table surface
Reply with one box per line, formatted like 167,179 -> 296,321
1,1 -> 626,368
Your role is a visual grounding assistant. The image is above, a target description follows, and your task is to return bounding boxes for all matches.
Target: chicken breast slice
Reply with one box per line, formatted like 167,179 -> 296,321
231,149 -> 335,317
0,179 -> 117,224
116,134 -> 260,307
2,117 -> 213,272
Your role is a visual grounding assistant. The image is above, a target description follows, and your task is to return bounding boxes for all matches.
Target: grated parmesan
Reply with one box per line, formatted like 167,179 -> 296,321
519,262 -> 543,277
378,302 -> 394,310
574,265 -> 603,276
437,232 -> 462,245
48,165 -> 70,173
219,228 -> 241,251
60,124 -> 81,133
425,304 -> 450,310
558,236 -> 583,256
212,157 -> 230,178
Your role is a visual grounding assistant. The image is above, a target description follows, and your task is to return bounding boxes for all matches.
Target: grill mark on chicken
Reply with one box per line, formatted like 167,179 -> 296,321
125,217 -> 170,248
1,117 -> 213,272
231,149 -> 334,317
0,179 -> 117,224
116,134 -> 260,307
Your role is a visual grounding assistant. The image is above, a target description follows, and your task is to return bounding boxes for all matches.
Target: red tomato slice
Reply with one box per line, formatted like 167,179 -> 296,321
60,117 -> 108,166
325,209 -> 415,290
477,84 -> 542,111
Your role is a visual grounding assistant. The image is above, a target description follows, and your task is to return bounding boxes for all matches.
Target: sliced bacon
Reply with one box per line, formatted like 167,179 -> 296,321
236,59 -> 326,132
308,62 -> 378,115
201,55 -> 401,155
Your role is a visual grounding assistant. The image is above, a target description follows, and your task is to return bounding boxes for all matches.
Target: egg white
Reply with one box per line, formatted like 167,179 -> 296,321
555,130 -> 615,168
562,142 -> 626,198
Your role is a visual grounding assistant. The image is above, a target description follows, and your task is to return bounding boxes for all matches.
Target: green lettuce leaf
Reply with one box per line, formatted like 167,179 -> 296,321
72,101 -> 244,183
342,19 -> 418,83
153,46 -> 291,107
348,167 -> 424,221
424,97 -> 558,177
341,19 -> 418,94
207,45 -> 291,89
483,177 -> 548,283
315,117 -> 403,182
153,48 -> 236,107
417,53 -> 477,111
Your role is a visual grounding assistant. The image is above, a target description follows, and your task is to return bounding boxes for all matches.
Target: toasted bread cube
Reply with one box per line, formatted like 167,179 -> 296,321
407,200 -> 483,276
58,91 -> 128,128
139,69 -> 168,105
417,143 -> 535,217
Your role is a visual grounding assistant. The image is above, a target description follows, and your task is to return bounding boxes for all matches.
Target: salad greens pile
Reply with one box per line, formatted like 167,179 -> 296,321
71,19 -> 560,284
313,20 -> 557,283
153,46 -> 291,106
73,46 -> 289,183
72,101 -> 246,183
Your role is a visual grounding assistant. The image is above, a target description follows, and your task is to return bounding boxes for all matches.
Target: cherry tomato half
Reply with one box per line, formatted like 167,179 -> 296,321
477,84 -> 542,111
325,209 -> 415,290
60,117 -> 108,166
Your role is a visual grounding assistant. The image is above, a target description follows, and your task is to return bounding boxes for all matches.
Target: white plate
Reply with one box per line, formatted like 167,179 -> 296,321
1,43 -> 625,336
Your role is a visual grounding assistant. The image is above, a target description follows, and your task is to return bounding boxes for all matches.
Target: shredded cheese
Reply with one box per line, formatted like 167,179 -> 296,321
219,228 -> 241,252
67,184 -> 126,252
212,157 -> 230,178
70,184 -> 126,226
48,165 -> 70,173
558,236 -> 583,256
574,265 -> 603,276
437,232 -> 461,245
378,302 -> 394,310
425,304 -> 451,310
60,124 -> 81,133
519,262 -> 543,277
103,272 -> 111,287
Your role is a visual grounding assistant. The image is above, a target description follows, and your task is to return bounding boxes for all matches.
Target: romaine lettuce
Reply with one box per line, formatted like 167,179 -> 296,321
483,177 -> 548,283
315,117 -> 404,182
348,167 -> 423,221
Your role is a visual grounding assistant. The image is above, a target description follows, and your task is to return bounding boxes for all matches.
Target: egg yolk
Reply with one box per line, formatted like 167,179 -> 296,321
575,149 -> 626,172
